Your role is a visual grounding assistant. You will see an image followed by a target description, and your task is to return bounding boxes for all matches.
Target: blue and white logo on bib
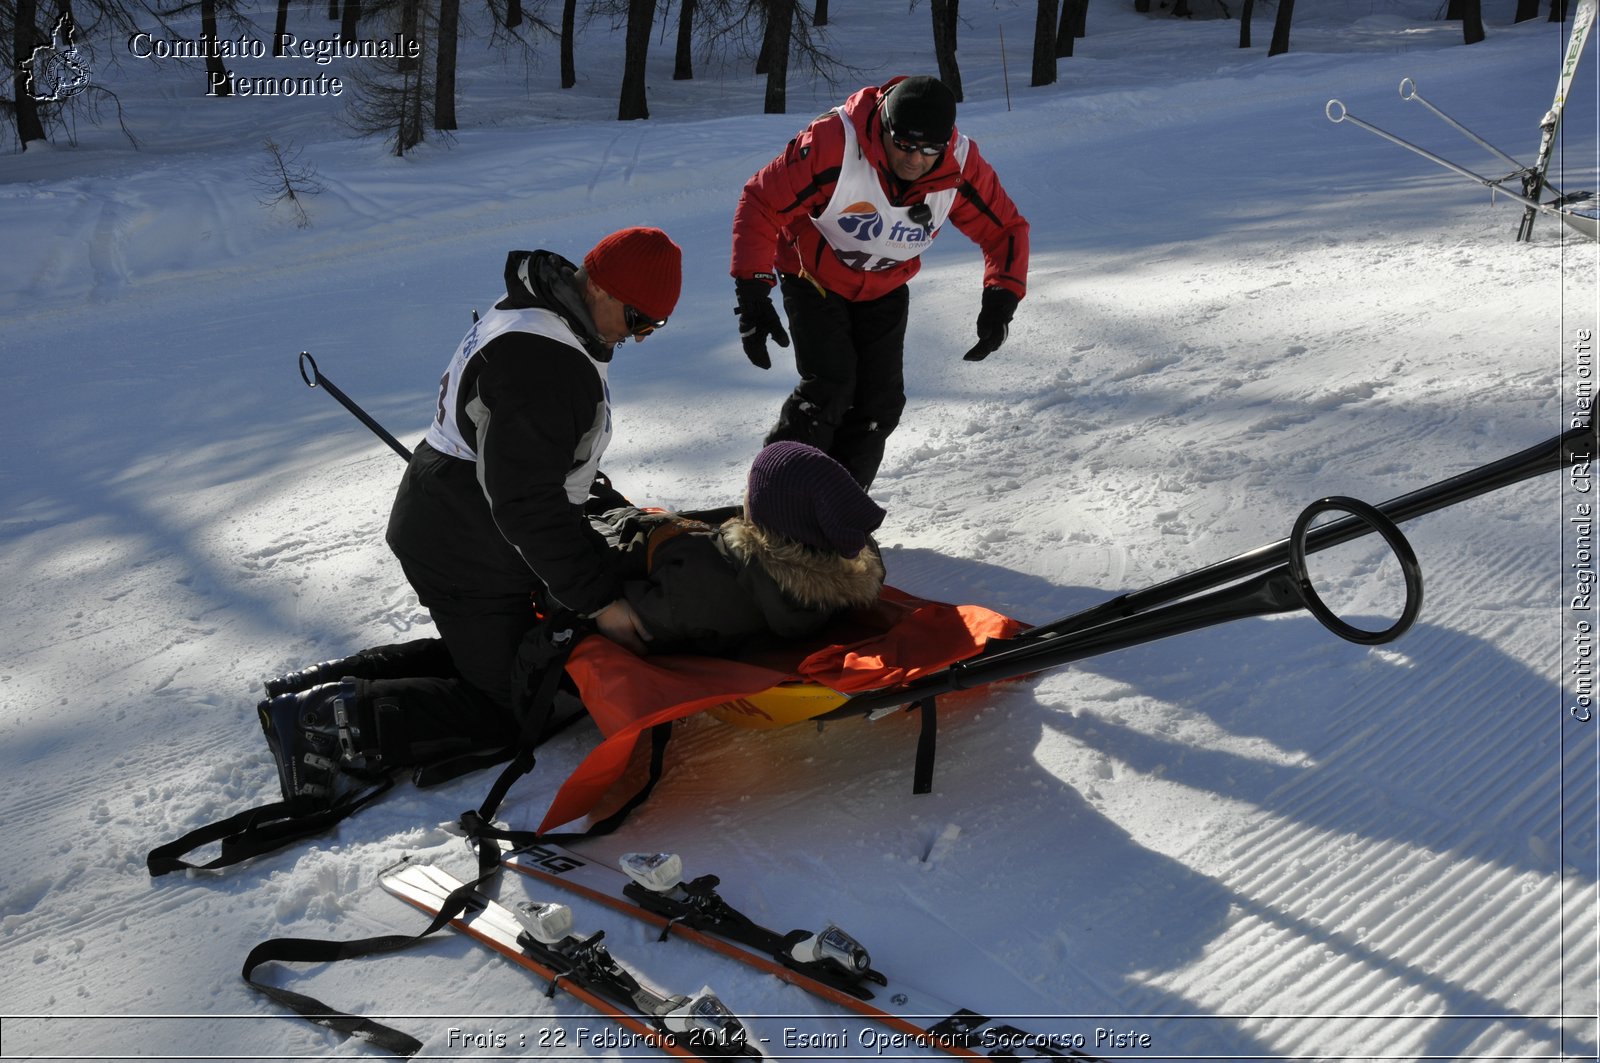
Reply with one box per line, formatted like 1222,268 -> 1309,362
836,202 -> 884,242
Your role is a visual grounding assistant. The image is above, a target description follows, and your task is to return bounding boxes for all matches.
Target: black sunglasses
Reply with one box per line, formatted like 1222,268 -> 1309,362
623,304 -> 667,337
888,129 -> 947,157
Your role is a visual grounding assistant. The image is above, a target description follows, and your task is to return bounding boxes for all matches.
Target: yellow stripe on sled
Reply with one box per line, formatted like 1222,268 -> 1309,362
706,682 -> 850,730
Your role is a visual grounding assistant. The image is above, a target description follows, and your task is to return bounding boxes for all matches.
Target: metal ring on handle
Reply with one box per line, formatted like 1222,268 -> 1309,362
298,351 -> 320,388
1325,99 -> 1349,123
1287,496 -> 1423,645
1398,77 -> 1418,101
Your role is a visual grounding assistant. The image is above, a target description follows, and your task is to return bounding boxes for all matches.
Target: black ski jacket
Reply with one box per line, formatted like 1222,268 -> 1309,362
387,250 -> 623,617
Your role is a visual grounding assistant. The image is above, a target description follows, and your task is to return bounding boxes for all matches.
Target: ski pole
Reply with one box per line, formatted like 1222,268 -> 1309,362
1324,99 -> 1546,213
1397,78 -> 1540,181
297,351 -> 413,462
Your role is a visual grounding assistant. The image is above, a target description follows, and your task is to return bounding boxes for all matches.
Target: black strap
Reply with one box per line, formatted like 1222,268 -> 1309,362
147,778 -> 394,877
911,696 -> 938,795
148,614 -> 590,878
457,615 -> 586,840
461,721 -> 674,854
241,864 -> 498,1058
237,613 -> 592,1053
410,746 -> 513,789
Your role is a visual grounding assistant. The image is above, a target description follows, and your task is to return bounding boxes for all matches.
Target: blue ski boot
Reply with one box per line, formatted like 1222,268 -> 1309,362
257,679 -> 362,805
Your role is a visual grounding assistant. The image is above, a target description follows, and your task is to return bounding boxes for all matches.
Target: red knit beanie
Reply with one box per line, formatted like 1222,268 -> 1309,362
746,442 -> 886,558
583,227 -> 683,322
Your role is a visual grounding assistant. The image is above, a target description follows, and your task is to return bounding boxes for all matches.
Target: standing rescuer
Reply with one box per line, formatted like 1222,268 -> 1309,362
731,74 -> 1030,488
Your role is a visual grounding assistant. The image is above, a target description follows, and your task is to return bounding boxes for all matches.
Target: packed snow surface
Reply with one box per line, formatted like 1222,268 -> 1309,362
1,1 -> 1596,1060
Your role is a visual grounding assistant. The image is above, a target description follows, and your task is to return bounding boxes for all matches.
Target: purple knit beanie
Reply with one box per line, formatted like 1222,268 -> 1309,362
745,442 -> 886,558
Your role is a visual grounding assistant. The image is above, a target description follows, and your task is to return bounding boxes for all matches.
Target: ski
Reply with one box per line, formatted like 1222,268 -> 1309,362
496,841 -> 1107,1062
379,858 -> 770,1061
1519,0 -> 1597,240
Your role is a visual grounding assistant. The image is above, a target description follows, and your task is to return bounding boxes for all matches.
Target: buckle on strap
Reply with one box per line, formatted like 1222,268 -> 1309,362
333,695 -> 362,760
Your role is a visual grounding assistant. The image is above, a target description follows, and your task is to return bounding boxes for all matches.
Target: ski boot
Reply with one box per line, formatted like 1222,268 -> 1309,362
263,655 -> 373,698
257,678 -> 365,805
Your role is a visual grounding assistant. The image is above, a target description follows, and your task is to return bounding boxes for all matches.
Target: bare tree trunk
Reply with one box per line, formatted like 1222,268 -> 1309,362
1460,0 -> 1484,42
762,0 -> 794,113
1239,0 -> 1253,46
560,0 -> 576,86
393,47 -> 424,153
435,0 -> 458,128
1031,0 -> 1056,86
814,0 -> 827,25
674,0 -> 695,79
12,0 -> 47,144
340,0 -> 361,39
1056,0 -> 1085,54
931,0 -> 963,99
328,0 -> 338,21
505,0 -> 522,29
1550,0 -> 1569,22
201,0 -> 230,95
398,0 -> 419,71
1267,0 -> 1294,55
755,4 -> 772,74
273,0 -> 290,55
1515,0 -> 1540,20
618,0 -> 653,119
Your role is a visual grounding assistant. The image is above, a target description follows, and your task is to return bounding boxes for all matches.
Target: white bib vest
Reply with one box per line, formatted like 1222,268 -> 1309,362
809,109 -> 971,274
424,302 -> 613,505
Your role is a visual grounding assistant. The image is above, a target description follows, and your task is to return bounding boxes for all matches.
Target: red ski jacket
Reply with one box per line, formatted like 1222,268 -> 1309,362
730,78 -> 1030,303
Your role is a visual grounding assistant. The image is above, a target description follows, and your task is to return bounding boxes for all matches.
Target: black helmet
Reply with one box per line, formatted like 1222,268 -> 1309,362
883,76 -> 956,145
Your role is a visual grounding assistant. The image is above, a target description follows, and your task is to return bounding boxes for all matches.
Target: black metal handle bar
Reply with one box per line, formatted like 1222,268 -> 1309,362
832,421 -> 1591,720
298,351 -> 414,463
1014,422 -> 1590,647
834,494 -> 1425,719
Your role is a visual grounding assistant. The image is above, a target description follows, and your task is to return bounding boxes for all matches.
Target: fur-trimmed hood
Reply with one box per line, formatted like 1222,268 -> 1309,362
718,515 -> 884,613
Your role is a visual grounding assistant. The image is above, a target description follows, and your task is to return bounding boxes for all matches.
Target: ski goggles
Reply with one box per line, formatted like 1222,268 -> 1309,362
624,304 -> 668,337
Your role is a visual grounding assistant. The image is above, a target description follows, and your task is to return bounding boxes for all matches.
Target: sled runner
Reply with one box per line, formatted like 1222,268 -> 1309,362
1326,0 -> 1598,241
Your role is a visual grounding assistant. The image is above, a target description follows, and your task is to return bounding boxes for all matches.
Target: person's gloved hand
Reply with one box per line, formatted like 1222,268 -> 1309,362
963,287 -> 1020,362
734,276 -> 790,369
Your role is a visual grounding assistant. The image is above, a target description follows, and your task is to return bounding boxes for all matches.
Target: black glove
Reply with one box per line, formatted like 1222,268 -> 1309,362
963,287 -> 1020,362
734,277 -> 790,370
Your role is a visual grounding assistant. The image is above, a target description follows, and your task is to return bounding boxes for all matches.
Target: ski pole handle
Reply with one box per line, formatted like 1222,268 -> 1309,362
298,351 -> 414,463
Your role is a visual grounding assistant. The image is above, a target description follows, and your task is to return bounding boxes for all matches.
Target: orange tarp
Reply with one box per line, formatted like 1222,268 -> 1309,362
537,586 -> 1025,832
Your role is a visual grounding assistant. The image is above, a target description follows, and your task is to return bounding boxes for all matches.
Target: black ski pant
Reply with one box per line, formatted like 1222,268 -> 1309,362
766,276 -> 910,488
368,572 -> 567,762
375,440 -> 582,768
328,627 -> 524,767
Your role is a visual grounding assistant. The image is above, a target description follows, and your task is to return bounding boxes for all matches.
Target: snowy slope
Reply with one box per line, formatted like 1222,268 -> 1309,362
1,1 -> 1596,1060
